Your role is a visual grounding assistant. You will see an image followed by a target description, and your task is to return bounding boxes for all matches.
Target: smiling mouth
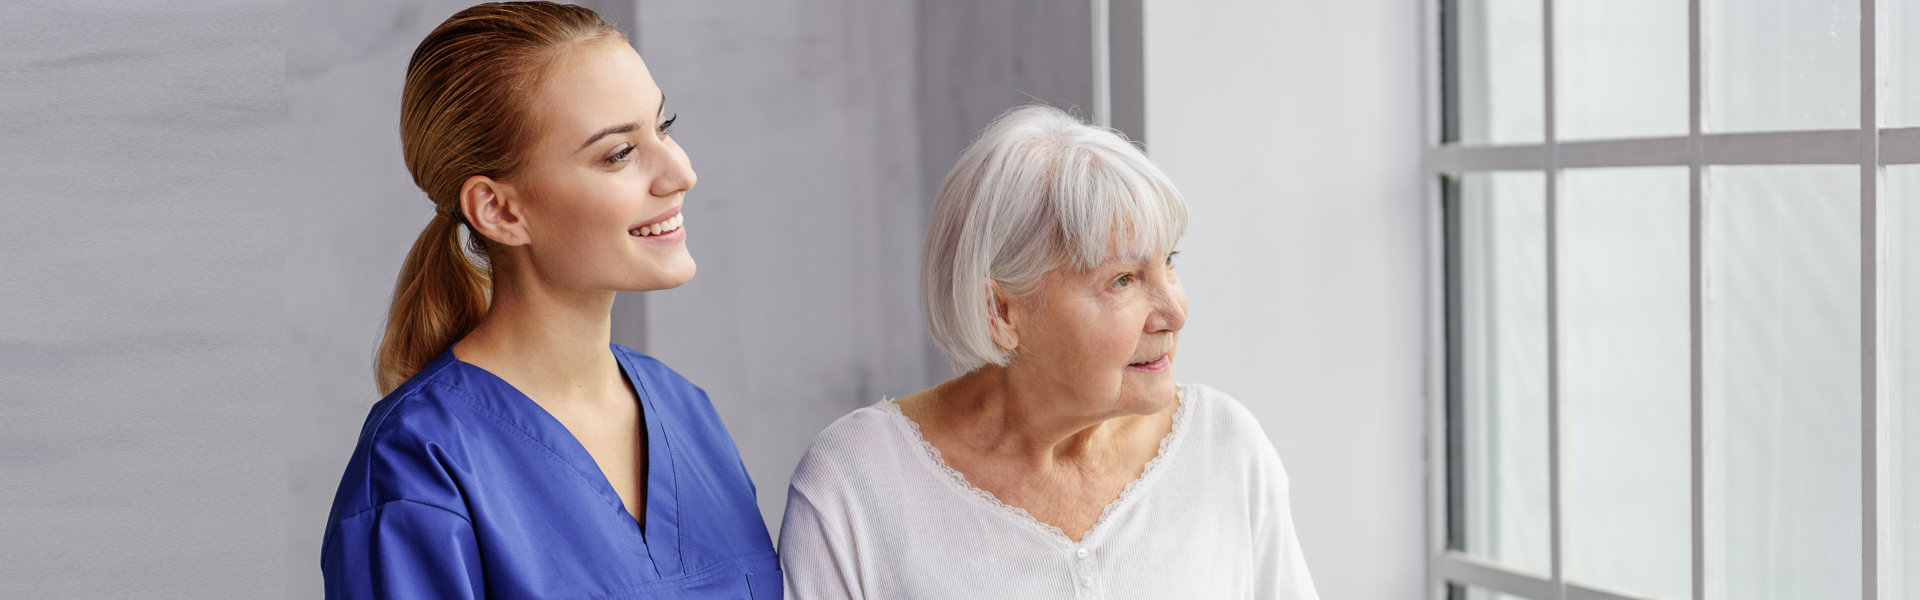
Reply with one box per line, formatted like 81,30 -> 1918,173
1127,354 -> 1171,371
629,213 -> 683,237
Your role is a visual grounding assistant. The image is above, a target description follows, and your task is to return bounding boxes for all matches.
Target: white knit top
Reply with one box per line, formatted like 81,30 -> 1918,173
778,383 -> 1320,599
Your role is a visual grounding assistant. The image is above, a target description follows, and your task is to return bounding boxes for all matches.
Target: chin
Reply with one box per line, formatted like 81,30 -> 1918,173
1147,379 -> 1180,408
1118,375 -> 1179,414
628,256 -> 696,291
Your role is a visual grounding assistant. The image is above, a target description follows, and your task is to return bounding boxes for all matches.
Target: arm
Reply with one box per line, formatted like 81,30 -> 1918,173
322,500 -> 483,599
1252,447 -> 1320,600
778,486 -> 863,600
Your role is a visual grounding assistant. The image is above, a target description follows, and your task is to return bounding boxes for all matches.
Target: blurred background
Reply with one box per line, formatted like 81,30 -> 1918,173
7,0 -> 1916,598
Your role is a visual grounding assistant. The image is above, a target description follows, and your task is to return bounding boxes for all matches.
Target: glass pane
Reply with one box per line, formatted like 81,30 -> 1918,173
1559,167 -> 1690,599
1555,0 -> 1687,140
1705,0 -> 1859,132
1451,172 -> 1549,574
1893,0 -> 1920,127
1451,0 -> 1544,144
1707,166 -> 1861,599
1889,165 -> 1920,599
1449,583 -> 1536,600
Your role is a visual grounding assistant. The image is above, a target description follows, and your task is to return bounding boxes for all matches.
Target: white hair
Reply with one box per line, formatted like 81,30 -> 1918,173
922,104 -> 1189,373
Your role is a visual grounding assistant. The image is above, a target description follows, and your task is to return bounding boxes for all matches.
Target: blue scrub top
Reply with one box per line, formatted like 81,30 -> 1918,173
322,345 -> 781,599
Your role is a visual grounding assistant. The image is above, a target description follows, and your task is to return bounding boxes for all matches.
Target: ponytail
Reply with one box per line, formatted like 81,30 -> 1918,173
375,2 -> 620,393
375,213 -> 491,394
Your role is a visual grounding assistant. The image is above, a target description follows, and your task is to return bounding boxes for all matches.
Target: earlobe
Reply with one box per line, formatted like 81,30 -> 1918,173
459,175 -> 528,247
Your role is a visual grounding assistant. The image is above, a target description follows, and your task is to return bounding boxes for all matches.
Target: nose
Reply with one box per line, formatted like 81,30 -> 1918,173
1145,278 -> 1187,333
650,142 -> 697,198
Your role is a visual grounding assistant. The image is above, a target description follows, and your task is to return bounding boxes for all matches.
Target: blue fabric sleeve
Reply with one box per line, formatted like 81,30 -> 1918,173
323,500 -> 483,599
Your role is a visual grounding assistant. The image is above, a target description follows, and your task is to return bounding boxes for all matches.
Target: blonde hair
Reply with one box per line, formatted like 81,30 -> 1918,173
376,2 -> 623,393
921,105 -> 1189,373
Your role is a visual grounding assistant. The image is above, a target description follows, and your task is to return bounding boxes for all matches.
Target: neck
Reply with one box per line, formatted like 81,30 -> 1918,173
937,366 -> 1133,468
455,264 -> 621,405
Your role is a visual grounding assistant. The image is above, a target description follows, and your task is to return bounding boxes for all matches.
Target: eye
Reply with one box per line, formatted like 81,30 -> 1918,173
1112,273 -> 1135,288
1165,251 -> 1180,269
657,113 -> 677,136
606,144 -> 635,164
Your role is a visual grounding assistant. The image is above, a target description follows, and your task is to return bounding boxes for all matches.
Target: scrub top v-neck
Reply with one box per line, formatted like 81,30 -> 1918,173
322,345 -> 781,599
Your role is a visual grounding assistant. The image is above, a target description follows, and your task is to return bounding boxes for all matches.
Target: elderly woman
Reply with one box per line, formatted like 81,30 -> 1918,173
777,105 -> 1319,598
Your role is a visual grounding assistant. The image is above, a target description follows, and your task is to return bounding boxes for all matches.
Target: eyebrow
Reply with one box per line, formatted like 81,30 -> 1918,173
576,93 -> 667,152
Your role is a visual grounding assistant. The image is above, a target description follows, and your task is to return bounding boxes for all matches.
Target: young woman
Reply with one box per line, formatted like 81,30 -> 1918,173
321,3 -> 779,598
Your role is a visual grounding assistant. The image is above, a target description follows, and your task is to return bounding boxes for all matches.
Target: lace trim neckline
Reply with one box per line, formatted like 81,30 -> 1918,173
878,384 -> 1195,548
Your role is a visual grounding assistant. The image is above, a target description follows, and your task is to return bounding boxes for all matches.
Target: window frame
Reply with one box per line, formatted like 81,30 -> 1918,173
1421,0 -> 1915,598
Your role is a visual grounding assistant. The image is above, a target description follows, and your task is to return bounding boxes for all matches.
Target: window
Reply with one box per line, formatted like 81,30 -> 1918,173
1891,164 -> 1920,599
1429,0 -> 1919,598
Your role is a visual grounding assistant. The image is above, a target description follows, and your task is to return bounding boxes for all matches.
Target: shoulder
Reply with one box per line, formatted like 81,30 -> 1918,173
611,344 -> 734,435
801,402 -> 905,461
328,365 -> 486,523
612,346 -> 723,432
1183,383 -> 1270,438
787,402 -> 914,499
612,344 -> 688,382
1177,383 -> 1291,482
357,355 -> 510,453
366,365 -> 482,439
612,345 -> 709,408
613,345 -> 699,392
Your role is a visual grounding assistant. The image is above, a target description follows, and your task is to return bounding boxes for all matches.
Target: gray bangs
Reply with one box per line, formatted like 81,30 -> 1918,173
1047,139 -> 1189,270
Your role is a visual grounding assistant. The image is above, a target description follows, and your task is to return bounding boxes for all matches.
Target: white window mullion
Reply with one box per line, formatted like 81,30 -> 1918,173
1422,1 -> 1451,598
1699,130 -> 1862,164
1090,0 -> 1110,128
1566,582 -> 1667,600
1541,1 -> 1565,598
1430,131 -> 1865,173
1437,553 -> 1557,599
1686,0 -> 1708,599
1860,0 -> 1885,598
1885,128 -> 1920,164
1437,552 -> 1675,600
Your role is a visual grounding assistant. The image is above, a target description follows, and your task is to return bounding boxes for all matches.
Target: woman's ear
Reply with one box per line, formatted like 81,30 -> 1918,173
986,278 -> 1020,351
460,175 -> 529,247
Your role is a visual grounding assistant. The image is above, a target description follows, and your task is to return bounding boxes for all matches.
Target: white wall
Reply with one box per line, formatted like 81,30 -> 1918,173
2,1 -> 286,597
1143,1 -> 1428,598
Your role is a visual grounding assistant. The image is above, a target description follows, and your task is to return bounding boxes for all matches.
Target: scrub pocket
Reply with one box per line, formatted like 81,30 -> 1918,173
744,565 -> 782,600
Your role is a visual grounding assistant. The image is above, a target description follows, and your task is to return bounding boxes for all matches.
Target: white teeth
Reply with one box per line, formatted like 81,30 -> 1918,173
631,213 -> 683,237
